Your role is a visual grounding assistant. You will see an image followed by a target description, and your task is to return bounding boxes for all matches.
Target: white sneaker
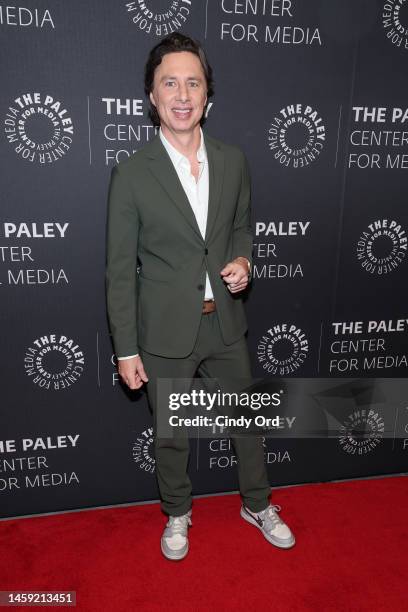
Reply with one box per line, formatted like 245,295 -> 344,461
241,504 -> 295,549
161,509 -> 192,560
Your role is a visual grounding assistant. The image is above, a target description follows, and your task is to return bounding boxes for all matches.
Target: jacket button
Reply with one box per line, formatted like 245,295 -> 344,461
197,284 -> 204,291
204,248 -> 208,255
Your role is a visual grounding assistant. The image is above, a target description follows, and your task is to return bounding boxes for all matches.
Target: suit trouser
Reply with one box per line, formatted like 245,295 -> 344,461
139,310 -> 271,517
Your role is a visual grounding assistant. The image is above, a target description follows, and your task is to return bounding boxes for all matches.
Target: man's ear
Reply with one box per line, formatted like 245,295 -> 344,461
149,91 -> 156,107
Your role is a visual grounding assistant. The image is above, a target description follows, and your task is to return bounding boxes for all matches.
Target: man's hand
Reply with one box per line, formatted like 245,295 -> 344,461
220,257 -> 250,293
117,355 -> 149,390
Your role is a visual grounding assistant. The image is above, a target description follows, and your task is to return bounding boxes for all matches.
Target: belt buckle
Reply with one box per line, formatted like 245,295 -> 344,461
202,298 -> 215,314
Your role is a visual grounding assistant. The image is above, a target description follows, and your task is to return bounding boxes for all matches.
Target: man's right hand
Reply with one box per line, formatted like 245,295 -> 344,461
117,355 -> 149,390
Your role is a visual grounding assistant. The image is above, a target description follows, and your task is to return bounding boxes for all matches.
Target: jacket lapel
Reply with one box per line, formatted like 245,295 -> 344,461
145,131 -> 225,244
204,132 -> 224,244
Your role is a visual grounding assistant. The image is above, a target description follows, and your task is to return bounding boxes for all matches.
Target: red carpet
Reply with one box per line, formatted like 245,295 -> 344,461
1,475 -> 407,611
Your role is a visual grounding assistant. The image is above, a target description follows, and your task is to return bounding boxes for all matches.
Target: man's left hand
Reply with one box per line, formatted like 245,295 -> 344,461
220,257 -> 250,293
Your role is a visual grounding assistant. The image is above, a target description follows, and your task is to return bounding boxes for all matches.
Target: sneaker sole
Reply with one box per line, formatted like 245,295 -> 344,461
240,506 -> 296,549
160,539 -> 189,561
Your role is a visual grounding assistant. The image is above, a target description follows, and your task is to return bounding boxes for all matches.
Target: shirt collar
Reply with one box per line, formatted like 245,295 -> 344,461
159,127 -> 207,167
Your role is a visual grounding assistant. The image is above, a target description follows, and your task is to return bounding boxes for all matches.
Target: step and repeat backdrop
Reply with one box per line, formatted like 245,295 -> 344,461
1,0 -> 407,519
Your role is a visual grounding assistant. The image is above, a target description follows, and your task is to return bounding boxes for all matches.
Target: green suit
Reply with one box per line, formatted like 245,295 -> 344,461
105,130 -> 270,516
105,130 -> 252,359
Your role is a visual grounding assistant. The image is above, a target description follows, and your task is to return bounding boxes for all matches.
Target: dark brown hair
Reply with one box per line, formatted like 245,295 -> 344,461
144,32 -> 214,126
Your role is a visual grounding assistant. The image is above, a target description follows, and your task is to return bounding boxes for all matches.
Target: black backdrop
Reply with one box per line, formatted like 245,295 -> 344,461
1,0 -> 407,519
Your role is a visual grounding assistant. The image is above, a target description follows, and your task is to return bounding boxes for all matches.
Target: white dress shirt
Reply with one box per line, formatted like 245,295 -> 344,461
118,126 -> 213,361
159,126 -> 213,299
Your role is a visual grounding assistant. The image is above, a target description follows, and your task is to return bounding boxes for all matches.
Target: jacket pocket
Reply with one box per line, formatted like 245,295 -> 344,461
138,272 -> 171,284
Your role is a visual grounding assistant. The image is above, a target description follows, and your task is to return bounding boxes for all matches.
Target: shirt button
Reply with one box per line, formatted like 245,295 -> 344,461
197,284 -> 204,291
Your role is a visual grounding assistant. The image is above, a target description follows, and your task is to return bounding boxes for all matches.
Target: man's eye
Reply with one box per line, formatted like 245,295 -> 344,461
189,82 -> 198,87
165,81 -> 175,87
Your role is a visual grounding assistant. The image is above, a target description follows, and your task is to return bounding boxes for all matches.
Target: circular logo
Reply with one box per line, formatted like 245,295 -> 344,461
125,0 -> 192,36
4,93 -> 74,163
24,334 -> 85,390
267,104 -> 326,168
132,427 -> 155,474
356,219 -> 407,274
339,409 -> 384,455
257,323 -> 309,374
382,0 -> 408,51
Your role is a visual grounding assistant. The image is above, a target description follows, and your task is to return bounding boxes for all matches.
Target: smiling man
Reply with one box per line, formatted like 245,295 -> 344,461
105,32 -> 295,560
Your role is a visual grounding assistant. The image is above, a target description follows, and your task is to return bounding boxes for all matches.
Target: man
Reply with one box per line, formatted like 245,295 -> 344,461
106,32 -> 295,560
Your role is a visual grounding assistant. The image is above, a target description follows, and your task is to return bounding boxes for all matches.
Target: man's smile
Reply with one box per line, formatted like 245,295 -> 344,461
172,107 -> 193,119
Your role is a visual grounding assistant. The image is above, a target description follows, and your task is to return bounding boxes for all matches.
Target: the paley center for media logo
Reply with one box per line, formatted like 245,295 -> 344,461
125,0 -> 193,36
4,93 -> 74,163
357,218 -> 407,275
257,323 -> 309,375
267,103 -> 326,168
132,427 -> 155,474
24,334 -> 85,390
382,0 -> 408,50
339,408 -> 385,455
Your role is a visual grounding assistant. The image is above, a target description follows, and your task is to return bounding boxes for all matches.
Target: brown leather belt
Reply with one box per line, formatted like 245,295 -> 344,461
202,299 -> 216,314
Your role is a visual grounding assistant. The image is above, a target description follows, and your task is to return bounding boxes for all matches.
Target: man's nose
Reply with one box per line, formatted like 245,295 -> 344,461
176,83 -> 189,101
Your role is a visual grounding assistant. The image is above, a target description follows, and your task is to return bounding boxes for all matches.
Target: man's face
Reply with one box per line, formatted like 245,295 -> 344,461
149,51 -> 208,134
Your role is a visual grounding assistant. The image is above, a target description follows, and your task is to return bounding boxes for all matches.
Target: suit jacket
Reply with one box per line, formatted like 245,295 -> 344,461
105,130 -> 253,359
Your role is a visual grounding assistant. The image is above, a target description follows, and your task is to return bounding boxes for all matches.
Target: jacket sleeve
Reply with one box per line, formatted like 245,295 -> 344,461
231,151 -> 254,278
105,165 -> 140,358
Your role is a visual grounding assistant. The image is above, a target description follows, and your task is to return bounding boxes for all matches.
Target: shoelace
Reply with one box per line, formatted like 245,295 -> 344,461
167,515 -> 192,535
261,504 -> 283,532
